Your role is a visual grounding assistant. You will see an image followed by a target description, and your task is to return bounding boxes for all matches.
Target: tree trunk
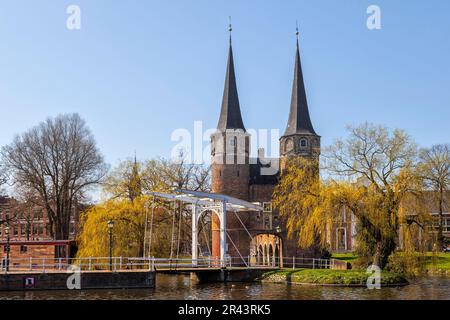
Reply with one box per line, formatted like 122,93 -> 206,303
372,241 -> 382,267
437,186 -> 444,249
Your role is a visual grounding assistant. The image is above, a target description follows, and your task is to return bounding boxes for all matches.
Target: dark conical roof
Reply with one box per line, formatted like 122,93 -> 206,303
217,42 -> 246,132
283,39 -> 316,136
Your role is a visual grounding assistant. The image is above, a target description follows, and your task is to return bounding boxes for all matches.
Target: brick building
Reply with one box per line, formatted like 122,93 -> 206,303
209,31 -> 321,265
0,196 -> 79,261
327,192 -> 450,253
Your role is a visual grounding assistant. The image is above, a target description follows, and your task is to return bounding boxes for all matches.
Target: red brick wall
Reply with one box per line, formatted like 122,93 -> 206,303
1,244 -> 56,267
211,163 -> 250,201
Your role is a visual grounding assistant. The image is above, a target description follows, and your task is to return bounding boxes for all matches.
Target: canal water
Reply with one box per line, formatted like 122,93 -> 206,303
0,274 -> 449,300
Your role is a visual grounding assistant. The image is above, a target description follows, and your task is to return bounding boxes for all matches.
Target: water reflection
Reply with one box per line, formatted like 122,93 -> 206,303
0,275 -> 449,300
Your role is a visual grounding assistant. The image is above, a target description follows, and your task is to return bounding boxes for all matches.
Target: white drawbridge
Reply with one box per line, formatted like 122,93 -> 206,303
144,189 -> 263,268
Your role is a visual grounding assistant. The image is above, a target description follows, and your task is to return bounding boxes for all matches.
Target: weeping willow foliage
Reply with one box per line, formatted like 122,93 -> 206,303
76,196 -> 149,258
273,158 -> 334,250
77,155 -> 210,259
76,196 -> 179,258
273,156 -> 424,269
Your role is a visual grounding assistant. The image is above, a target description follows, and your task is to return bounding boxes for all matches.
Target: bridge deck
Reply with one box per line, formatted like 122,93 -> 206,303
154,266 -> 278,272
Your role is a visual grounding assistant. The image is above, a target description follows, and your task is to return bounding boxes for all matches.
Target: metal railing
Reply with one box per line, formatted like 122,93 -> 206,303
251,256 -> 338,269
0,256 -> 338,274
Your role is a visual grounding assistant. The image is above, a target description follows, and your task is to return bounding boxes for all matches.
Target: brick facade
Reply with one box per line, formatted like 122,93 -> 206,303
0,240 -> 75,270
0,196 -> 80,242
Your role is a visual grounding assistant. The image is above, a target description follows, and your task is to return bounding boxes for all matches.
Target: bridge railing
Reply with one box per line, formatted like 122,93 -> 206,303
250,256 -> 340,269
0,256 -> 154,273
0,256 -> 233,273
0,256 -> 339,273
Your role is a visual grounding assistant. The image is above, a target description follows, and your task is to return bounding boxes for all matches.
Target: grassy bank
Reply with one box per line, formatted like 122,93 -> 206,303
259,269 -> 408,286
333,252 -> 450,275
425,253 -> 450,275
331,253 -> 359,264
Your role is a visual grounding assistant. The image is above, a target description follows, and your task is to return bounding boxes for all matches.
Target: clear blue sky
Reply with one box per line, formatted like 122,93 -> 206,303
1,0 -> 449,167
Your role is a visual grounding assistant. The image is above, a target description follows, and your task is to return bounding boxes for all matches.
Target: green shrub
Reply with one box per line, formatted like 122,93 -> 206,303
387,251 -> 426,277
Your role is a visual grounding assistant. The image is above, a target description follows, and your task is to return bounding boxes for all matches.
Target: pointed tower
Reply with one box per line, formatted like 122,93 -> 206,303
211,24 -> 250,200
128,153 -> 142,201
210,24 -> 250,262
280,29 -> 320,170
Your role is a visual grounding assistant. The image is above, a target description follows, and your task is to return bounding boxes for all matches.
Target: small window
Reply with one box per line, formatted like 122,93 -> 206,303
230,137 -> 236,146
20,245 -> 28,253
263,202 -> 272,212
300,139 -> 308,148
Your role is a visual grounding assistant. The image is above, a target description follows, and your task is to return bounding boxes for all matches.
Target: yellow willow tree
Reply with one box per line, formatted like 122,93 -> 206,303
76,196 -> 149,258
77,154 -> 211,259
274,123 -> 419,269
325,123 -> 418,268
273,157 -> 334,252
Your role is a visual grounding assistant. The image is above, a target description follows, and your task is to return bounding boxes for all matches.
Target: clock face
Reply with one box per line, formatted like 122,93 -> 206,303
286,139 -> 294,152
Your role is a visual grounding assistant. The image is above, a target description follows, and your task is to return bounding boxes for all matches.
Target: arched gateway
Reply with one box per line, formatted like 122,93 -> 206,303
251,234 -> 283,267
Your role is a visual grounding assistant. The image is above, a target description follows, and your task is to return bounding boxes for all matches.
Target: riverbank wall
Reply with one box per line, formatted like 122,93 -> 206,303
0,270 -> 155,291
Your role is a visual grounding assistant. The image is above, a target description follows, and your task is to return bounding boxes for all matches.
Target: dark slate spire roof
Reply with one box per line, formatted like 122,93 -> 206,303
283,38 -> 317,136
217,40 -> 246,132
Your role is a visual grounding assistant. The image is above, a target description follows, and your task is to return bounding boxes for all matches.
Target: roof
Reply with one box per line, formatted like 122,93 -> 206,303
283,39 -> 317,137
216,43 -> 246,131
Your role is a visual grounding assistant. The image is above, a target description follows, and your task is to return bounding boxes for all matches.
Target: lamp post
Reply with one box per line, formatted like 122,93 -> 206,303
5,224 -> 10,272
107,220 -> 114,271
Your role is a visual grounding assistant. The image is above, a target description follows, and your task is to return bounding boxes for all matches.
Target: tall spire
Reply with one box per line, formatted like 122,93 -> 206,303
228,16 -> 232,45
283,26 -> 316,136
129,152 -> 142,201
216,20 -> 246,132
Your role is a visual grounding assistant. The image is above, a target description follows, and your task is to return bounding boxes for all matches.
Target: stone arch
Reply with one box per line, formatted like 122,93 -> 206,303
250,233 -> 283,267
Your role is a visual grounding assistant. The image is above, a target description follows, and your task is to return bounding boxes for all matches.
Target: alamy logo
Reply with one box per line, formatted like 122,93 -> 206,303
366,264 -> 381,289
367,5 -> 382,30
66,5 -> 81,30
66,264 -> 81,290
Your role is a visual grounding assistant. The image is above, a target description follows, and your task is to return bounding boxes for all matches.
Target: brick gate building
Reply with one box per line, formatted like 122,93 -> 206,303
209,29 -> 321,264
